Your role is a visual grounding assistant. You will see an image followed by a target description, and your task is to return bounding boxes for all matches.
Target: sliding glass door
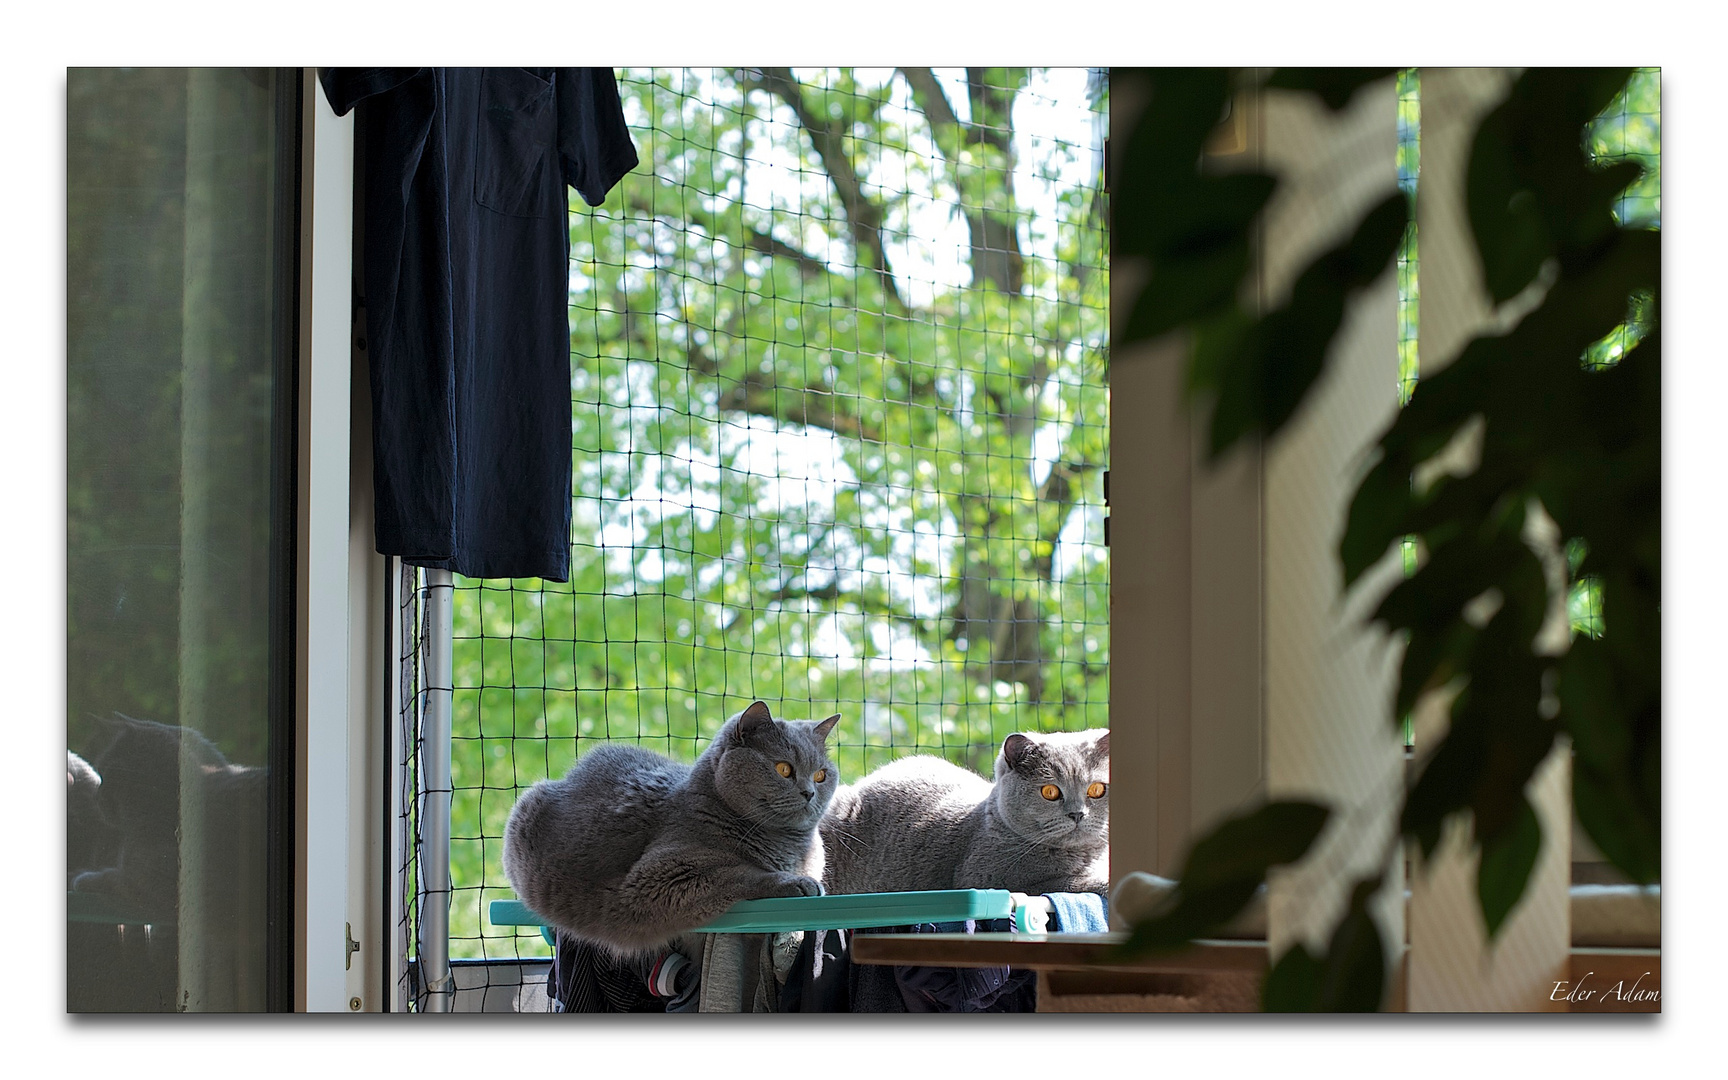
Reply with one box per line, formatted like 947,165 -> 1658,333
67,67 -> 299,1012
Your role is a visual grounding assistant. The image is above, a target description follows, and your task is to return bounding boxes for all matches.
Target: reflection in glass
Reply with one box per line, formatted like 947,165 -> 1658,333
67,68 -> 292,1012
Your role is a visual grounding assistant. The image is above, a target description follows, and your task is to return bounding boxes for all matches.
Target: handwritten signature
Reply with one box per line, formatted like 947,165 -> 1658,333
1550,971 -> 1660,1005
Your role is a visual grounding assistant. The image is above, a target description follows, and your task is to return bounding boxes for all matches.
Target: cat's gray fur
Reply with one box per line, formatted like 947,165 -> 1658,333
821,729 -> 1109,896
503,701 -> 841,956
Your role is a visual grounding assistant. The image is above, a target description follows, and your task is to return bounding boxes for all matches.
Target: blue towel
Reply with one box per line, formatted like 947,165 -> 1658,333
1044,891 -> 1109,933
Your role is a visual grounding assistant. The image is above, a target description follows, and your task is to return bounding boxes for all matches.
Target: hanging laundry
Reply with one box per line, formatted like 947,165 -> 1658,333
319,68 -> 638,581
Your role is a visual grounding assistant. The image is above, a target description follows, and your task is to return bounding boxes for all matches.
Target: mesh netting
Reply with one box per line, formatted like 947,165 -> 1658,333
1396,68 -> 1420,409
388,63 -> 1660,1010
389,68 -> 1112,978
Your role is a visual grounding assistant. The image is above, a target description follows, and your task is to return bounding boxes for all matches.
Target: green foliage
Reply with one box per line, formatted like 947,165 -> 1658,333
1477,797 -> 1542,938
1262,877 -> 1388,1012
1587,69 -> 1660,229
1111,69 -> 1407,462
444,68 -> 1110,957
1111,70 -> 1269,349
1111,801 -> 1329,958
1397,68 -> 1421,406
1111,67 -> 1658,1010
1191,191 -> 1407,457
1345,69 -> 1660,902
1264,68 -> 1401,112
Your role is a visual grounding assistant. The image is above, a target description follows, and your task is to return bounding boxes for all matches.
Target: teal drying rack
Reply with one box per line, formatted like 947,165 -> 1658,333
489,888 -> 1054,946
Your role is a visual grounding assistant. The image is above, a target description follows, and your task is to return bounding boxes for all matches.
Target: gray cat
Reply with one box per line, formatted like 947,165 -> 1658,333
503,701 -> 841,956
821,729 -> 1109,897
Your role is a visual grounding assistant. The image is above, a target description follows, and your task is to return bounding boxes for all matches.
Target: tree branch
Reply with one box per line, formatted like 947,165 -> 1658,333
899,67 -> 1027,294
719,380 -> 882,443
745,67 -> 906,312
898,67 -> 962,146
760,580 -> 844,605
1033,458 -> 1101,580
675,332 -> 879,441
622,182 -> 829,281
744,229 -> 829,280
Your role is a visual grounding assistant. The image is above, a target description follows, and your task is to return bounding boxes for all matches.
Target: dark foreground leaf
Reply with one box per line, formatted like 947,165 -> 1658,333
1265,68 -> 1399,111
1477,796 -> 1542,939
1111,801 -> 1329,960
1262,877 -> 1388,1012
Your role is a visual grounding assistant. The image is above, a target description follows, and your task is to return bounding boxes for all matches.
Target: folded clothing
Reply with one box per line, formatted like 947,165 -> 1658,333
1044,891 -> 1109,933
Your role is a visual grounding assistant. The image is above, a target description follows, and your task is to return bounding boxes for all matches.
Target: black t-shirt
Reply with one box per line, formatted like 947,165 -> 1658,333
320,68 -> 638,582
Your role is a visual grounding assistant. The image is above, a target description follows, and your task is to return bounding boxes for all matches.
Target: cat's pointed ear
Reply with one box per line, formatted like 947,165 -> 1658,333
736,700 -> 774,740
1002,732 -> 1037,770
1093,730 -> 1109,757
813,714 -> 841,742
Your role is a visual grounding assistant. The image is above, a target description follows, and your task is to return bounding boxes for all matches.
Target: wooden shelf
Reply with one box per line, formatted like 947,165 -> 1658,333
848,932 -> 1655,1012
848,932 -> 1269,975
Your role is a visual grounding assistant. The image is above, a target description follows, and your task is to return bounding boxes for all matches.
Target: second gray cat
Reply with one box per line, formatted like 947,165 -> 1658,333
821,728 -> 1109,897
503,701 -> 841,956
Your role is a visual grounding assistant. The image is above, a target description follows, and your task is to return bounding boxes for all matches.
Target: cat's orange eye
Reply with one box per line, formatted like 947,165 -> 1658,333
1087,782 -> 1107,799
775,761 -> 793,778
813,769 -> 827,783
1040,784 -> 1061,801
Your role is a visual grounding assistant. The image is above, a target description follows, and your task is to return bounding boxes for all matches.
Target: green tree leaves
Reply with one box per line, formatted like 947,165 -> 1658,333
446,69 -> 1112,957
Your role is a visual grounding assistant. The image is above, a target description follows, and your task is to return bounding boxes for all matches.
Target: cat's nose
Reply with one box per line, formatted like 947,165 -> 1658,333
1067,811 -> 1085,825
802,789 -> 816,802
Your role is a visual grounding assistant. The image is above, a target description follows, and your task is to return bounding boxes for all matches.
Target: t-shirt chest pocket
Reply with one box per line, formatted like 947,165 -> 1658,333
475,68 -> 559,218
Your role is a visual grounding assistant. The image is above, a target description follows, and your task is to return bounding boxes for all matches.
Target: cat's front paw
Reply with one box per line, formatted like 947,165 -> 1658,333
768,873 -> 823,898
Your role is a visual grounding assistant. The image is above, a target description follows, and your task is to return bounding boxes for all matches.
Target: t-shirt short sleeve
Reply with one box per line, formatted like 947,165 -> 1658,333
557,68 -> 640,208
318,67 -> 427,117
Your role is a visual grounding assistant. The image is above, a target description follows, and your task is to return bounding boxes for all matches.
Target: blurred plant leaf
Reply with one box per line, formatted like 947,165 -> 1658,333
1560,634 -> 1660,883
1115,171 -> 1276,260
1194,191 -> 1408,459
1467,68 -> 1636,304
1262,877 -> 1388,1011
1111,800 -> 1328,959
1261,941 -> 1324,1011
1113,65 -> 1657,1008
1477,796 -> 1542,938
1110,68 -> 1232,200
1340,69 -> 1656,921
1121,236 -> 1254,344
1111,69 -> 1270,342
1264,68 -> 1399,112
1402,613 -> 1558,861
